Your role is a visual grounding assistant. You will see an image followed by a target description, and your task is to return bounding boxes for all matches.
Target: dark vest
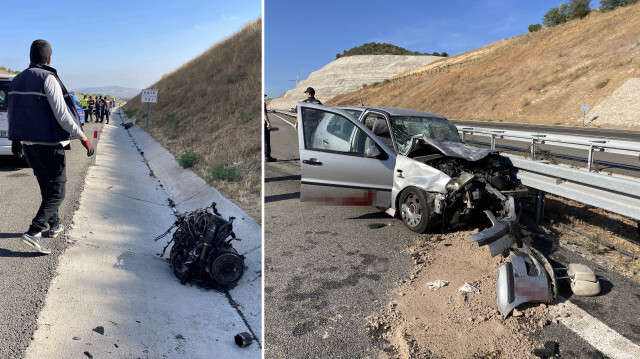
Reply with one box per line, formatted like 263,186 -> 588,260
8,63 -> 80,142
303,96 -> 322,105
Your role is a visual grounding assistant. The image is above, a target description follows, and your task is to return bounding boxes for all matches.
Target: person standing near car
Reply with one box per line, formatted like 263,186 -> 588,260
264,101 -> 276,162
295,87 -> 323,146
294,87 -> 322,130
7,39 -> 95,254
81,95 -> 88,115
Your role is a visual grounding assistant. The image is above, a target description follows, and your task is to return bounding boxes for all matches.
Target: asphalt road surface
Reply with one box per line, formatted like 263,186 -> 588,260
264,112 -> 640,358
0,122 -> 104,359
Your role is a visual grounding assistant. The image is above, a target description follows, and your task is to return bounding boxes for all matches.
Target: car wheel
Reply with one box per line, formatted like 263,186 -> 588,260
399,186 -> 437,233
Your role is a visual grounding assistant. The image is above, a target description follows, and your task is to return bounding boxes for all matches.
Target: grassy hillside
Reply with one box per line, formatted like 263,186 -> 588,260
329,4 -> 640,129
123,19 -> 261,221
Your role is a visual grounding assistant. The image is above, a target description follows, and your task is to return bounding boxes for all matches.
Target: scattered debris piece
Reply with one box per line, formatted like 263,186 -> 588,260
234,332 -> 253,347
533,341 -> 559,358
72,336 -> 80,340
84,351 -> 93,359
426,280 -> 449,290
458,282 -> 480,293
93,326 -> 104,335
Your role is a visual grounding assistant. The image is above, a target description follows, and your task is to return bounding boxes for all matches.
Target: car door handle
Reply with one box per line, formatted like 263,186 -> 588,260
303,158 -> 323,166
322,139 -> 329,145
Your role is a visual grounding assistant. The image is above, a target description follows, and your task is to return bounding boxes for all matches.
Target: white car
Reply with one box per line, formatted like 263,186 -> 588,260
0,75 -> 15,156
296,103 -> 530,239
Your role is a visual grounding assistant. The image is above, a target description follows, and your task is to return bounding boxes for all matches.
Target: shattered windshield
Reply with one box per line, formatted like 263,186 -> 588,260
390,116 -> 460,154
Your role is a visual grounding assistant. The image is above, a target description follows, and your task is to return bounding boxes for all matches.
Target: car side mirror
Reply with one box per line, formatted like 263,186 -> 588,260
365,145 -> 381,158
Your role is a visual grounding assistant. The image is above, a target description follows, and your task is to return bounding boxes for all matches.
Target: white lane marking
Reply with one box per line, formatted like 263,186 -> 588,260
552,297 -> 640,359
271,113 -> 295,128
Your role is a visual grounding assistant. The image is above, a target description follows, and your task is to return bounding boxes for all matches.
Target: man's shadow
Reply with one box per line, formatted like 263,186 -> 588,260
0,232 -> 43,257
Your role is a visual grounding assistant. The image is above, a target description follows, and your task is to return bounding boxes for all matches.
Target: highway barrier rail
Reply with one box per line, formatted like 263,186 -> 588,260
458,126 -> 640,172
509,156 -> 640,223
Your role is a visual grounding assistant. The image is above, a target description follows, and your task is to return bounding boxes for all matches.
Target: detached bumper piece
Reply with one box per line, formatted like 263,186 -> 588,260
497,247 -> 552,318
468,196 -> 517,257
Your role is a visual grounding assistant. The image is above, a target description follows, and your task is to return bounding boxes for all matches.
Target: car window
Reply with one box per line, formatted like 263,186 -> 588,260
302,107 -> 377,156
0,81 -> 9,111
390,116 -> 461,154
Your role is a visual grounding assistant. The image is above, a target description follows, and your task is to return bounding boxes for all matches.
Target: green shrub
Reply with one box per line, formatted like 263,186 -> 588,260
178,151 -> 202,168
528,24 -> 542,32
207,164 -> 242,182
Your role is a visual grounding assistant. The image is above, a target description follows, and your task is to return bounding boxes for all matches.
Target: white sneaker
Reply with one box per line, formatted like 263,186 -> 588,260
49,223 -> 65,238
21,232 -> 51,254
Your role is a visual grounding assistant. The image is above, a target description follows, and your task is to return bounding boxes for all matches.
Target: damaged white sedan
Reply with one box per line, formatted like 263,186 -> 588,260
296,103 -> 529,235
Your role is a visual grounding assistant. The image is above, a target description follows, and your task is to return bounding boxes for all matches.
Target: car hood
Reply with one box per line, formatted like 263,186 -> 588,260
405,136 -> 496,162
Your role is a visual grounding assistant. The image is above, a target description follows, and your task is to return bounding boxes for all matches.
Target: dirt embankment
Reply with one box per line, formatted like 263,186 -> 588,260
367,231 -> 554,358
330,4 -> 640,129
268,55 -> 442,110
123,19 -> 262,221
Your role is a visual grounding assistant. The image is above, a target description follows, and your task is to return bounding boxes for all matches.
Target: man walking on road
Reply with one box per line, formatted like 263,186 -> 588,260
8,39 -> 95,254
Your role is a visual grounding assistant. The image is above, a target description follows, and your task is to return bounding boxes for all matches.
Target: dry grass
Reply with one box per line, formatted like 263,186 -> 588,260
123,19 -> 262,222
329,4 -> 640,129
539,194 -> 639,280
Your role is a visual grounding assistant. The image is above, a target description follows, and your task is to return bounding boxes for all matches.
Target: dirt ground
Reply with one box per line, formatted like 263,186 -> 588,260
366,194 -> 640,358
367,231 -> 554,358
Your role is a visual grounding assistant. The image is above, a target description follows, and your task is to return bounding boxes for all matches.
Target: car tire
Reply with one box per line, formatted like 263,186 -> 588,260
399,186 -> 438,233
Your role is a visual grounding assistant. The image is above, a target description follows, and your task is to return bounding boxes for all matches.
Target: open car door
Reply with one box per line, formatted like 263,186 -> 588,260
297,103 -> 395,207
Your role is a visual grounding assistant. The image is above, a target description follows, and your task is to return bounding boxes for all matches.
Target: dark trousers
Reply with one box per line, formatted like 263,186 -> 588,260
87,107 -> 94,121
264,122 -> 271,157
23,145 -> 67,234
105,109 -> 110,123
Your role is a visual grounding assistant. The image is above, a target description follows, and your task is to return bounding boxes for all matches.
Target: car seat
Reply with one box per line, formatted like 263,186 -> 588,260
372,118 -> 394,149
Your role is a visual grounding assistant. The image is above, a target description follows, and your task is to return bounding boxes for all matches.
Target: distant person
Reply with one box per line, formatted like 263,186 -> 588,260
81,95 -> 88,113
104,97 -> 111,124
264,102 -> 276,162
7,39 -> 94,254
97,95 -> 104,122
86,95 -> 95,122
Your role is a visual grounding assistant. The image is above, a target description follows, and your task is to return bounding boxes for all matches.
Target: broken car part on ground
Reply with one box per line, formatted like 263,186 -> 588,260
154,202 -> 245,289
296,104 -> 601,317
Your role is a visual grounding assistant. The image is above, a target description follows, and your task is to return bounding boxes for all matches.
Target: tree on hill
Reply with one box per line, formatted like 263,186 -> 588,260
543,3 -> 569,27
600,0 -> 637,11
568,0 -> 592,19
336,42 -> 447,59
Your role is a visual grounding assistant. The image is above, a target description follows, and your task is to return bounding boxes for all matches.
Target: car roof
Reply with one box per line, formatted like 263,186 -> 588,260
336,105 -> 446,119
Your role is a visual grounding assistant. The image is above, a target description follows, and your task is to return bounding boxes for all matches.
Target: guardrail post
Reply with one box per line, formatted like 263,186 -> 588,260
491,134 -> 496,150
461,131 -> 466,143
531,139 -> 536,160
587,144 -> 594,172
536,190 -> 546,224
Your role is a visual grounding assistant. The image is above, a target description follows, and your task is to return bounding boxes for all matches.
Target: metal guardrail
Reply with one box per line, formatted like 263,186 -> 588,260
272,109 -> 296,117
508,156 -> 640,222
459,126 -> 640,172
270,109 -> 640,222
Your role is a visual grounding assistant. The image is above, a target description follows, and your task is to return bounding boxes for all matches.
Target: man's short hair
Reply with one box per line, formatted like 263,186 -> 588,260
30,39 -> 52,64
304,87 -> 315,96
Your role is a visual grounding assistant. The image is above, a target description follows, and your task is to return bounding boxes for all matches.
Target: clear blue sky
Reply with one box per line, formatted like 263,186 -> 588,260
265,0 -> 574,98
2,0 -> 261,91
